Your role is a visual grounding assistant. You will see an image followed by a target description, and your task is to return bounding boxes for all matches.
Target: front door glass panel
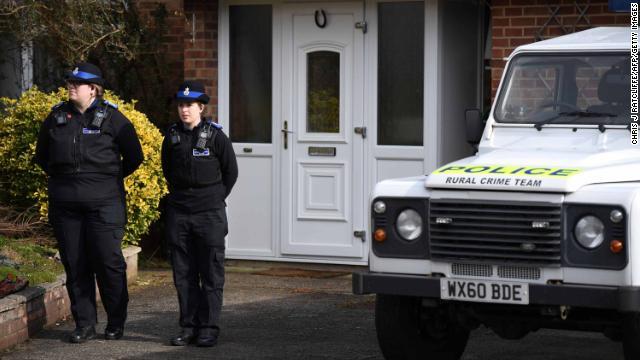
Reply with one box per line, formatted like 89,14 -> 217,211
307,51 -> 340,133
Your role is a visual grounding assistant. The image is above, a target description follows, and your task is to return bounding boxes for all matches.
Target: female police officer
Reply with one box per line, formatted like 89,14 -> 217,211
34,62 -> 143,343
162,81 -> 238,347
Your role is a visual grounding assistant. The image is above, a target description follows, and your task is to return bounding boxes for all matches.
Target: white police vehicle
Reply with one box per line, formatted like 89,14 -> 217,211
353,27 -> 639,359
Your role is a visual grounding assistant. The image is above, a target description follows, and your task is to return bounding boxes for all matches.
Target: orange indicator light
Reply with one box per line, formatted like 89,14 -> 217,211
610,240 -> 624,254
374,229 -> 387,242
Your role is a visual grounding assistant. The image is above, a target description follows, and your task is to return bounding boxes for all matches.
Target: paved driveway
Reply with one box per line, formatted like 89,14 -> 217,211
0,262 -> 624,360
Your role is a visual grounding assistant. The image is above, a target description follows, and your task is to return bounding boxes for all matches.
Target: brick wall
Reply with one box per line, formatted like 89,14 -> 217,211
0,277 -> 71,351
135,0 -> 186,127
184,0 -> 219,118
140,0 -> 218,119
491,0 -> 630,98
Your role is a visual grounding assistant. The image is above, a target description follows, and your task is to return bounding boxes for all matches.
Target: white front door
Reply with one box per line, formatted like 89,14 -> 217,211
280,2 -> 365,258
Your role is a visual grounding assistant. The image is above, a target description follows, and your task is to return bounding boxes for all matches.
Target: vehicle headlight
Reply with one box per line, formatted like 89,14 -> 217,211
574,215 -> 605,249
373,201 -> 386,214
396,209 -> 423,241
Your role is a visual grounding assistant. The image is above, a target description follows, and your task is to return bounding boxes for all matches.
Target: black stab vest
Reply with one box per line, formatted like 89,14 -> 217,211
167,122 -> 222,188
47,103 -> 121,176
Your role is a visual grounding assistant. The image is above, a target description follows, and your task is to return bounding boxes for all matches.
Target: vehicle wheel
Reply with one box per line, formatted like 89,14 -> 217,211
375,294 -> 469,360
623,313 -> 640,360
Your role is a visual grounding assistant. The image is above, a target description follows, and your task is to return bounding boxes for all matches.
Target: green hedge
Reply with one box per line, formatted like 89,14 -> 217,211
0,88 -> 167,246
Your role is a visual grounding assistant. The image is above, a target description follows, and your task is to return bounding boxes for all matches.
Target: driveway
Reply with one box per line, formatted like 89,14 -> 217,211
1,261 -> 624,359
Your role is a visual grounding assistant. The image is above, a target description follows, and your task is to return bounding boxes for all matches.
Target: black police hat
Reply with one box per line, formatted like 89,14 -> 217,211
64,62 -> 105,86
175,80 -> 210,104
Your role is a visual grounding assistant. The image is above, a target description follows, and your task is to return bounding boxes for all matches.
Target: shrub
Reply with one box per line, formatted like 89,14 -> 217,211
0,87 -> 167,246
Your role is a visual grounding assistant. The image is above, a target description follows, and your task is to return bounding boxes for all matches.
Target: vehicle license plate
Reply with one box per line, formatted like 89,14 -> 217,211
440,278 -> 529,305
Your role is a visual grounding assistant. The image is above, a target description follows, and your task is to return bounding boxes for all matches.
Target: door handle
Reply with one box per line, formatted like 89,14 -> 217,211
281,120 -> 293,149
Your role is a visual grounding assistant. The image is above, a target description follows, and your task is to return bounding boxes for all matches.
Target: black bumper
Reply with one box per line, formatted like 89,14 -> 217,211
353,271 -> 640,312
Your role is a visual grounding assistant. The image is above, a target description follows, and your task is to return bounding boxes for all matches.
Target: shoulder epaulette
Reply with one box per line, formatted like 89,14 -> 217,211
205,118 -> 223,130
51,101 -> 65,110
102,100 -> 118,109
167,123 -> 179,132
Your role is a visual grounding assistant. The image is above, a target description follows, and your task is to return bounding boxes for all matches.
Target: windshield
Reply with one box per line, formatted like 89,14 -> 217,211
494,53 -> 630,126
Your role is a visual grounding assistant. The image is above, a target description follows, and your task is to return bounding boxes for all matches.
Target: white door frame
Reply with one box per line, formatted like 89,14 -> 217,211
219,0 -> 441,265
279,1 -> 366,259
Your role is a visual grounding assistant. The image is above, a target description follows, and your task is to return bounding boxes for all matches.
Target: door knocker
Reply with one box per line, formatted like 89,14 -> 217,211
314,9 -> 327,28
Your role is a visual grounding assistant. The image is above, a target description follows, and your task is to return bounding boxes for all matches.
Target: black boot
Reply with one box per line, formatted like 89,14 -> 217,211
196,328 -> 218,347
170,328 -> 197,346
68,326 -> 96,344
105,325 -> 124,340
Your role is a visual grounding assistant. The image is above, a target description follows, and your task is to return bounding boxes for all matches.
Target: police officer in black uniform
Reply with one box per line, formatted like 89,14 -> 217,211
34,62 -> 143,343
162,81 -> 238,347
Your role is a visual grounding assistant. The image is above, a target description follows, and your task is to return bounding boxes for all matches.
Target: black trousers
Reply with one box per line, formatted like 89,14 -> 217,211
166,204 -> 227,336
49,200 -> 128,328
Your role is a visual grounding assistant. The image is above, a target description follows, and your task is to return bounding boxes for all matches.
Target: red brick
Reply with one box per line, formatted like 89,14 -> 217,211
511,17 -> 536,26
616,16 -> 631,25
505,28 -> 523,37
490,59 -> 506,68
27,308 -> 45,322
586,4 -> 607,14
510,38 -> 532,47
505,7 -> 523,16
535,16 -> 550,26
504,48 -> 516,58
492,48 -> 504,59
185,50 -> 207,58
523,6 -> 549,16
184,60 -> 194,69
493,18 -> 510,27
558,4 -> 576,15
589,15 -> 619,25
493,38 -> 509,47
546,26 -> 568,37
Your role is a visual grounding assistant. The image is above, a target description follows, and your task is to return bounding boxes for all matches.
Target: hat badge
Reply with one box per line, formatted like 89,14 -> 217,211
72,67 -> 79,75
183,87 -> 190,96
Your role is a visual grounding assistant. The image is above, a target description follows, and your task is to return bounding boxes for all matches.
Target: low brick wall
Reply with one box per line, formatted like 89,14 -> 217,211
0,275 -> 70,350
0,245 -> 142,351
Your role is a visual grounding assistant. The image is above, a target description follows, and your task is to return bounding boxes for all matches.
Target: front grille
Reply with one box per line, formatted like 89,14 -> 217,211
430,200 -> 562,266
497,265 -> 541,280
451,263 -> 493,277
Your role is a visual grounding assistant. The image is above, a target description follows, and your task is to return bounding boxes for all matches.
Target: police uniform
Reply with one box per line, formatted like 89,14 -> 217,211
33,63 -> 144,342
162,81 -> 238,347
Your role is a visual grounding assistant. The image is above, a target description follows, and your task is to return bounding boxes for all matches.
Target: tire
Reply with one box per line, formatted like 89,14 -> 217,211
623,313 -> 640,360
375,294 -> 469,360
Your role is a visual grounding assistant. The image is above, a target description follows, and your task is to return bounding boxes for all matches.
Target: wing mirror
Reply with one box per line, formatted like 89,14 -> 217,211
465,109 -> 484,145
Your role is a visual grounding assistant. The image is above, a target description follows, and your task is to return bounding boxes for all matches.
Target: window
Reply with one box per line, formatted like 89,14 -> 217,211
377,2 -> 424,146
307,51 -> 340,133
494,54 -> 630,126
229,5 -> 272,143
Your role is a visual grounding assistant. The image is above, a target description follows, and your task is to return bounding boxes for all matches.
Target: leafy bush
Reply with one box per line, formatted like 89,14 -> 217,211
0,87 -> 167,246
